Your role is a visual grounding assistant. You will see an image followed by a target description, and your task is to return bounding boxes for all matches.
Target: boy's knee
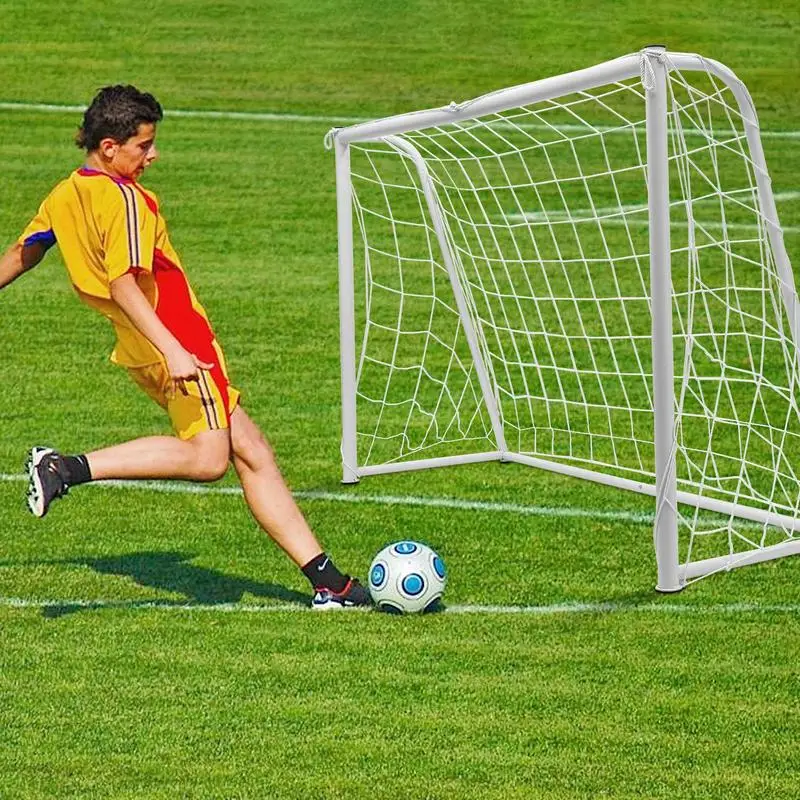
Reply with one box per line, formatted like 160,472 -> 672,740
190,434 -> 230,482
194,456 -> 228,483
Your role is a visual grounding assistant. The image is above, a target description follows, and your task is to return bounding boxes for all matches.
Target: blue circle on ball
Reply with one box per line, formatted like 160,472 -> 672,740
402,573 -> 425,596
394,541 -> 418,555
433,556 -> 446,579
370,563 -> 387,588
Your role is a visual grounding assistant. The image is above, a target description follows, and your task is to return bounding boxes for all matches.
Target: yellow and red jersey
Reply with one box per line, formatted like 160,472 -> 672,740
19,167 -> 216,368
19,168 -> 237,434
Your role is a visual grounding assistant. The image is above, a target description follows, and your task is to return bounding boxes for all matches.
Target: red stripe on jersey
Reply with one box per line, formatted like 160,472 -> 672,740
131,182 -> 159,215
153,249 -> 231,420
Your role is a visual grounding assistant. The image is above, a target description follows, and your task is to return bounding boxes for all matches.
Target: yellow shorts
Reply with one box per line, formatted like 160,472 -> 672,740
128,342 -> 241,440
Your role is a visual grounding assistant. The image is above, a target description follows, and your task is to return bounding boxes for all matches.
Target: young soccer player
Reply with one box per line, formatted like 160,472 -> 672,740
0,84 -> 370,610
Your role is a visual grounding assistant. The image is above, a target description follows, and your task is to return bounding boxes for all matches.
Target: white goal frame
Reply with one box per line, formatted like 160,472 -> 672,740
328,47 -> 800,591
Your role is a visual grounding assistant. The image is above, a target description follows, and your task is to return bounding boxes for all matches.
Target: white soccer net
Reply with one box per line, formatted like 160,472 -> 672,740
331,50 -> 800,587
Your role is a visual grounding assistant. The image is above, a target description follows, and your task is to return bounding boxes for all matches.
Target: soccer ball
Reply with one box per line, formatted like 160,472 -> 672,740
368,541 -> 447,613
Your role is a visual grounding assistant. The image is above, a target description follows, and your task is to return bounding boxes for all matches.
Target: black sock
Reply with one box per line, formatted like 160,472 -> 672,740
301,552 -> 348,593
62,455 -> 92,487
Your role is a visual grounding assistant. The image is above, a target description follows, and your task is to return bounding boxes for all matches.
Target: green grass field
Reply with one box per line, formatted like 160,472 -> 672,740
1,2 -> 799,798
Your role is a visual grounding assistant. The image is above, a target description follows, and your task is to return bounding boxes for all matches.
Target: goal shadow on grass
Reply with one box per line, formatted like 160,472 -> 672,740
38,550 -> 311,618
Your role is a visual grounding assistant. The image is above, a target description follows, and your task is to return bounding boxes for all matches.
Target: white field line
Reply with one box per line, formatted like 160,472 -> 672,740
0,471 -> 654,524
0,471 -> 787,532
0,101 -> 366,126
1,595 -> 799,615
2,100 -> 800,140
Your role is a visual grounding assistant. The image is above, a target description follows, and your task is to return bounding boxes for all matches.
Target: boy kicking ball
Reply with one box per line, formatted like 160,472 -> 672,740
0,85 -> 370,610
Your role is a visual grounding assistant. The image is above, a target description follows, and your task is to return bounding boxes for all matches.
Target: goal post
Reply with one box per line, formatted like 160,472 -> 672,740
327,47 -> 800,590
643,47 -> 680,592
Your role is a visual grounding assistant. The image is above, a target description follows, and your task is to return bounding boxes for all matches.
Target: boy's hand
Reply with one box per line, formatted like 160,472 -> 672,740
165,347 -> 215,397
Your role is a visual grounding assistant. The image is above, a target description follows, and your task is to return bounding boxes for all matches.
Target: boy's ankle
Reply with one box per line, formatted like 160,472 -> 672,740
62,454 -> 92,486
301,552 -> 348,593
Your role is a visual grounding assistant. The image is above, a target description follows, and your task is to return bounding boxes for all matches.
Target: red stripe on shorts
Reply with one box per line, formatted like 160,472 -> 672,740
153,249 -> 231,422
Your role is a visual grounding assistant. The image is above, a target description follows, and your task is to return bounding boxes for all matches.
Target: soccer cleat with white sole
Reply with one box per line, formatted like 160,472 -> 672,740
26,447 -> 70,518
312,577 -> 372,610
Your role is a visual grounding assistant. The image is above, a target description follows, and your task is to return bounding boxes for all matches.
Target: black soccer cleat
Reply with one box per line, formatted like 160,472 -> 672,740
311,577 -> 373,611
26,446 -> 70,518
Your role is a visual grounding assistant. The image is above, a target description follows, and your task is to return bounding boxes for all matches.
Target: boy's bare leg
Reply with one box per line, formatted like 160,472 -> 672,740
27,405 -> 369,605
26,428 -> 231,519
229,405 -> 323,567
86,429 -> 230,482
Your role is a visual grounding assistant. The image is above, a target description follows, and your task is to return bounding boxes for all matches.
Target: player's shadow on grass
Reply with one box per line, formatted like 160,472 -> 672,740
42,550 -> 309,618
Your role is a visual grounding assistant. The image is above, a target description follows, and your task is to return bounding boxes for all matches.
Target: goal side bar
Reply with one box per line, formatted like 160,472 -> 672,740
667,54 -> 800,378
384,135 -> 507,455
505,453 -> 800,533
334,137 -> 359,484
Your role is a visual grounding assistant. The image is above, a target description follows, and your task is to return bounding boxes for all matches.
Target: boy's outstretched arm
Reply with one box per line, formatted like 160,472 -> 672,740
0,242 -> 47,290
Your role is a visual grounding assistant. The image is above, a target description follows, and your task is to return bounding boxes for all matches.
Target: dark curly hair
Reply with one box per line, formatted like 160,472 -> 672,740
76,85 -> 163,151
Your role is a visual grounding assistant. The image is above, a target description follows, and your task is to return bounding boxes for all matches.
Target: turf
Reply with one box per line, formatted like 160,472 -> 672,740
0,2 -> 799,798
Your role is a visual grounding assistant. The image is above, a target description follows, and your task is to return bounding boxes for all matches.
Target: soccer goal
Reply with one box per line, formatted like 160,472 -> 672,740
326,46 -> 800,591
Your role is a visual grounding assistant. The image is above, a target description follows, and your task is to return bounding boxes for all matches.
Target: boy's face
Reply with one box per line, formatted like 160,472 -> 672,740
99,122 -> 158,181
